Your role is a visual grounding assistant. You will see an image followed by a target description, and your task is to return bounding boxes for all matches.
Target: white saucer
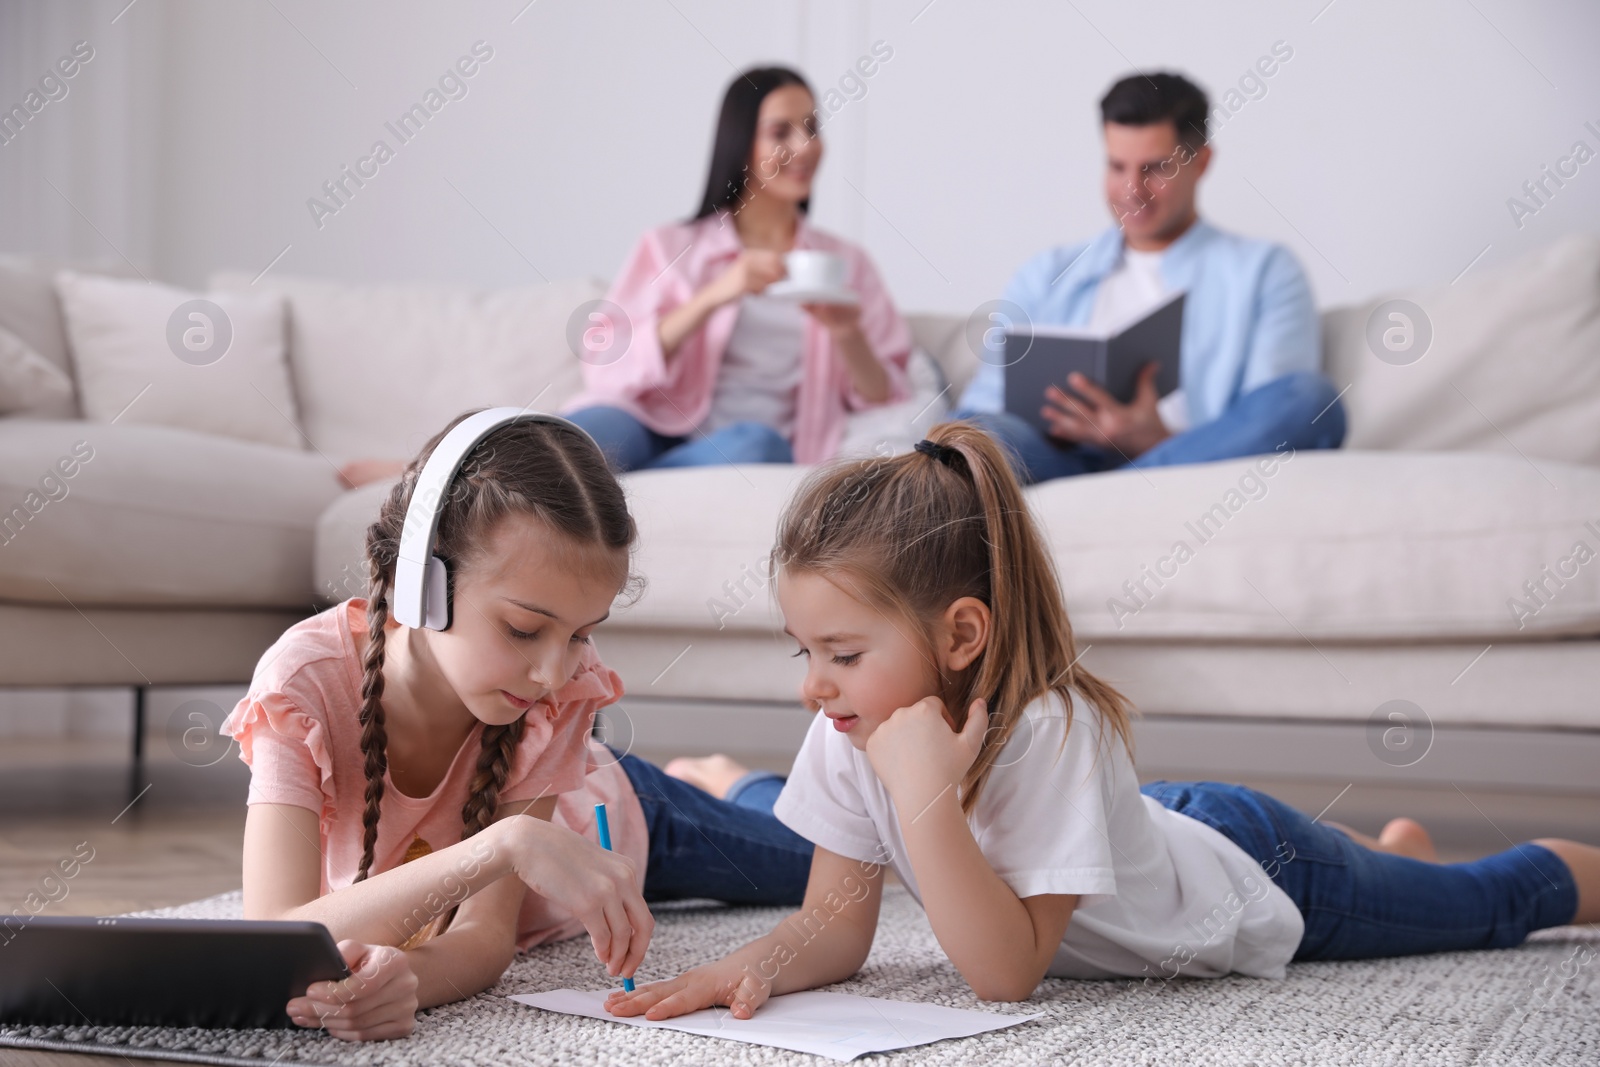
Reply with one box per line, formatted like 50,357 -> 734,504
762,281 -> 860,305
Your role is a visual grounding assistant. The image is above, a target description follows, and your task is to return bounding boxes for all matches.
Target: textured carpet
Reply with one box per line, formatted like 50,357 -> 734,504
1,888 -> 1596,1066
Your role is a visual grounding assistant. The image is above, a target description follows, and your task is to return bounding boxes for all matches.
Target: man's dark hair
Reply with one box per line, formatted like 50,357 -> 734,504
1099,72 -> 1209,151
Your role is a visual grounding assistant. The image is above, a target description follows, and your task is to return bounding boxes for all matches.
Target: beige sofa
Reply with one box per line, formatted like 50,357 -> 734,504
4,239 -> 1599,789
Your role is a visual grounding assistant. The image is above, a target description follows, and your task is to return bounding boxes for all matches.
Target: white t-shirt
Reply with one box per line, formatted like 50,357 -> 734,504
699,295 -> 806,440
1089,247 -> 1189,433
773,690 -> 1305,981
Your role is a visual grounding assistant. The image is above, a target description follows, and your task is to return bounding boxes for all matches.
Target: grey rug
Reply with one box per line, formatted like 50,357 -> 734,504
1,888 -> 1596,1066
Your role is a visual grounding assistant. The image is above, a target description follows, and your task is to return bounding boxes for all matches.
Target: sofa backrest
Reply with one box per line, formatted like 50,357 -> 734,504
1323,234 -> 1600,467
212,271 -> 606,463
70,234 -> 1597,469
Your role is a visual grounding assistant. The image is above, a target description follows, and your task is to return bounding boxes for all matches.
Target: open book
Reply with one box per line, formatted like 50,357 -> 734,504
1002,291 -> 1184,435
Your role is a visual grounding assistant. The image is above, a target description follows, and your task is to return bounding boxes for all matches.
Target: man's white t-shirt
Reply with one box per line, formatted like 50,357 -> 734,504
699,295 -> 806,440
1089,247 -> 1189,433
772,690 -> 1305,981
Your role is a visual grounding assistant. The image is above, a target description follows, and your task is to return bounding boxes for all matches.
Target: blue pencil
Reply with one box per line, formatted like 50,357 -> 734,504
593,803 -> 635,992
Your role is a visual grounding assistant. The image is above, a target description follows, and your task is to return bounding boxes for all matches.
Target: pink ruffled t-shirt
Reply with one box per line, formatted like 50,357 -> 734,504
221,598 -> 648,951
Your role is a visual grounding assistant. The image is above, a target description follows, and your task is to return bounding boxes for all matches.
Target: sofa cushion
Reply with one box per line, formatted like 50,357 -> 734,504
311,466 -> 813,630
55,272 -> 303,449
0,420 -> 344,608
0,324 -> 74,416
1323,235 -> 1600,466
402,452 -> 1597,645
1035,450 -> 1600,641
212,272 -> 606,465
906,311 -> 976,400
313,480 -> 392,605
0,256 -> 140,418
834,347 -> 951,458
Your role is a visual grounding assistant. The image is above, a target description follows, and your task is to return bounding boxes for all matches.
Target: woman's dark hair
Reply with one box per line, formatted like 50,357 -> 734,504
1100,71 -> 1210,151
692,66 -> 814,221
355,411 -> 638,889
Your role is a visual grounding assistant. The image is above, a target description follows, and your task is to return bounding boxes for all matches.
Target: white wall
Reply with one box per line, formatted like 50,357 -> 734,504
3,0 -> 1598,311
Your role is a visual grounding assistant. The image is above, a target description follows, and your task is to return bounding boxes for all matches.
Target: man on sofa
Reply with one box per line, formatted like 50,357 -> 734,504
956,71 -> 1346,484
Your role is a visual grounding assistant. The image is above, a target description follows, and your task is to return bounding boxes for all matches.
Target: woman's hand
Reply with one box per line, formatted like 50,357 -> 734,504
664,250 -> 788,356
603,958 -> 771,1021
496,814 -> 653,983
801,300 -> 862,340
865,697 -> 989,813
287,940 -> 419,1041
709,249 -> 788,305
805,298 -> 889,402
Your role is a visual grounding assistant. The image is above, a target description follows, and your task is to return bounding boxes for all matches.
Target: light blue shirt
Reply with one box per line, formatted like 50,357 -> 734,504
957,219 -> 1321,426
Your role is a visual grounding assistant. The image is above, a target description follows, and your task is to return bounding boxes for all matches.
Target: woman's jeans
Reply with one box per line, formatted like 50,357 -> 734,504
956,371 -> 1346,485
566,405 -> 792,473
1142,781 -> 1579,960
614,755 -> 811,906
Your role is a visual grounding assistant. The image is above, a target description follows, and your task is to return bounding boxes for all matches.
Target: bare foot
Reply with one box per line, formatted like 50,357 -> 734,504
664,754 -> 751,800
337,458 -> 406,490
1377,817 -> 1438,862
1324,817 -> 1439,861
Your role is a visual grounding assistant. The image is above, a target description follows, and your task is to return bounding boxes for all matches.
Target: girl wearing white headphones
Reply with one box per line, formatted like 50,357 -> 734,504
224,410 -> 813,1040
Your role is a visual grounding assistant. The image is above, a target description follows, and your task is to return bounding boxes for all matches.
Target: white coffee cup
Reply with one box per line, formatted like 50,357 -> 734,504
783,250 -> 847,292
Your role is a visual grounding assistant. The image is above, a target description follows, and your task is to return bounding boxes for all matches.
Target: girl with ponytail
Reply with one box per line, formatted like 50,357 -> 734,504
612,420 -> 1598,1021
224,410 -> 814,1041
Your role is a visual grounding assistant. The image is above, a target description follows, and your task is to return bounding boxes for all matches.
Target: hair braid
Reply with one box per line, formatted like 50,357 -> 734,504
461,718 -> 528,839
354,532 -> 396,883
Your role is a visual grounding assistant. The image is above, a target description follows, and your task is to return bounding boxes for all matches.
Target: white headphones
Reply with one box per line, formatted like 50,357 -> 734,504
391,407 -> 595,631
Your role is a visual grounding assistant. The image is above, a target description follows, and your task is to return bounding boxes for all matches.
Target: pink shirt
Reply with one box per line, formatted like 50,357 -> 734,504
563,212 -> 914,464
220,598 -> 649,951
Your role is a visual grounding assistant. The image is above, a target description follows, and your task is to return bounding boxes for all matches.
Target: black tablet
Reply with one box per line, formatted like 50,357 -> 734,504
0,915 -> 350,1029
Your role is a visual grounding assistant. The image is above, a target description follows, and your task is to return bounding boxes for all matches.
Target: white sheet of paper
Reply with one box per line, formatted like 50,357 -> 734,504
508,988 -> 1043,1062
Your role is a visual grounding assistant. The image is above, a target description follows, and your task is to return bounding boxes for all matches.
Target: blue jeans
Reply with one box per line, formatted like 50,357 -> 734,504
613,754 -> 811,905
565,405 -> 793,473
956,371 -> 1347,485
1141,781 -> 1579,960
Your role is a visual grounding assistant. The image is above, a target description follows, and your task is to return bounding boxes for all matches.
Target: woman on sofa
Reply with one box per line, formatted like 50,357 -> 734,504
336,66 -> 913,489
560,65 -> 914,471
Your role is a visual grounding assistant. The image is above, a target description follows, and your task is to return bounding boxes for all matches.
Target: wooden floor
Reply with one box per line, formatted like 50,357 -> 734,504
0,740 -> 248,1067
1,736 -> 1596,1067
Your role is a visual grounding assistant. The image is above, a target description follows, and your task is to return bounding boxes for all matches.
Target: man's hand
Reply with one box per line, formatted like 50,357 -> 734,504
1041,362 -> 1169,458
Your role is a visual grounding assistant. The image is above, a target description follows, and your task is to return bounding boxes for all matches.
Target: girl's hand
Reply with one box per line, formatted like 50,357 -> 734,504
497,814 -> 654,983
603,959 -> 771,1021
710,250 -> 787,305
287,940 -> 418,1041
801,300 -> 862,339
865,697 -> 989,812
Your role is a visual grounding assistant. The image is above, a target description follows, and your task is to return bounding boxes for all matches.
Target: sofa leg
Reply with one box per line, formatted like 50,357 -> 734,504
129,685 -> 147,807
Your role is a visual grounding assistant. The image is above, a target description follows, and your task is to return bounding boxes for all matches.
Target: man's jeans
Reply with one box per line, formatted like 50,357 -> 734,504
956,371 -> 1347,485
